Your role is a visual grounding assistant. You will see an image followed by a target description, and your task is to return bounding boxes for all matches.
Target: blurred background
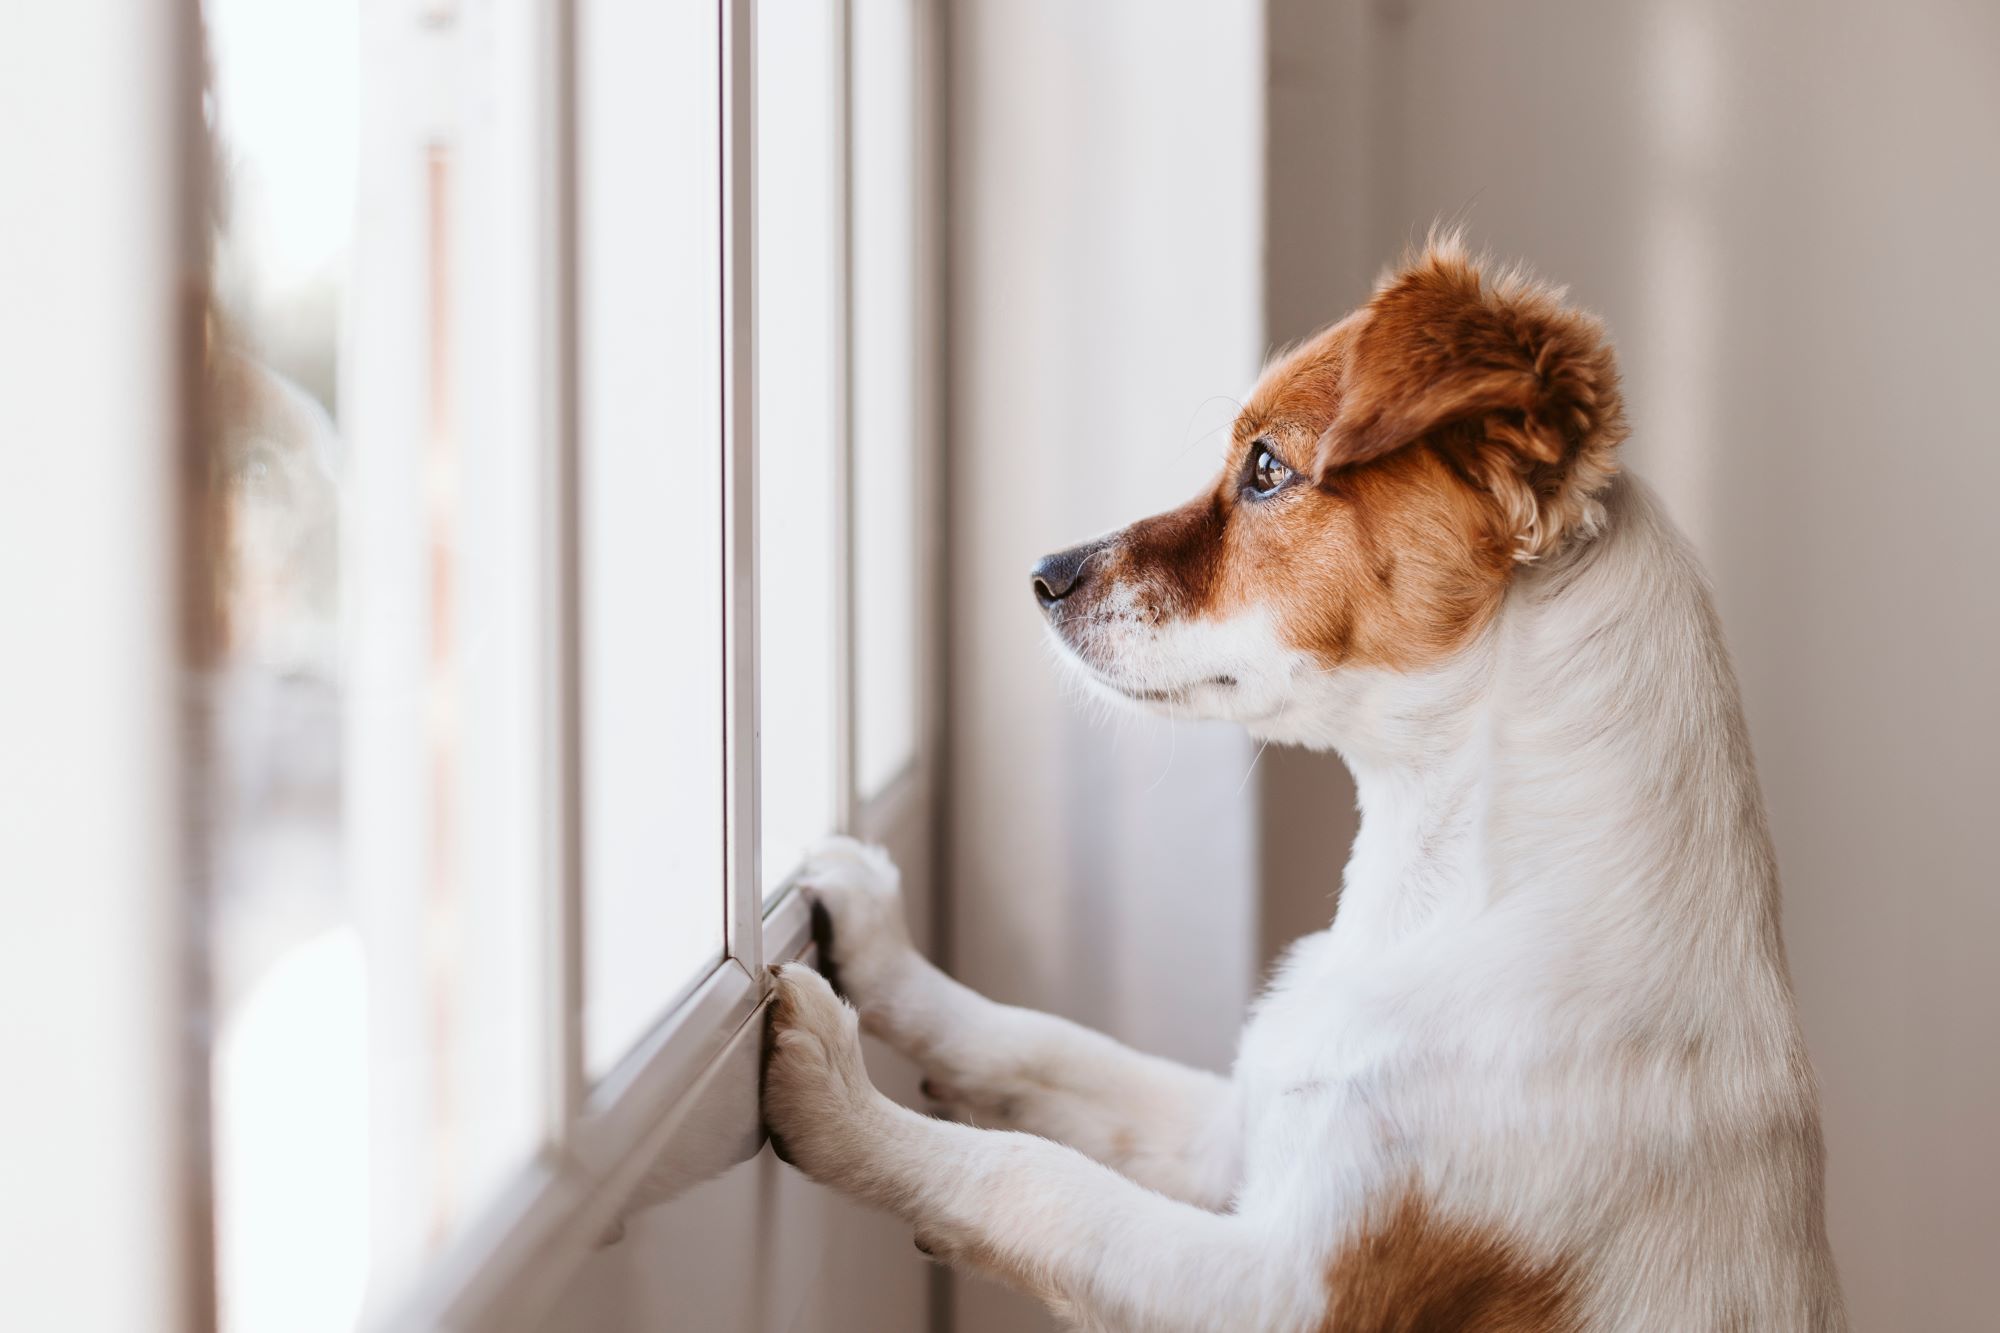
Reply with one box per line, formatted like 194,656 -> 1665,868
3,1 -> 1994,1331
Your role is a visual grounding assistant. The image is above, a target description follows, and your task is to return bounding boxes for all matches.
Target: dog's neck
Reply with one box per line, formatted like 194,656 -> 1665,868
1303,475 -> 1784,957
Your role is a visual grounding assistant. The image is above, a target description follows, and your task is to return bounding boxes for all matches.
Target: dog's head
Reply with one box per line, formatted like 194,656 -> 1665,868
1036,237 -> 1626,736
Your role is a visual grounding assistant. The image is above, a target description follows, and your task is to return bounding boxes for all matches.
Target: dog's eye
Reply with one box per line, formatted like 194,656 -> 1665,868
1248,441 -> 1293,496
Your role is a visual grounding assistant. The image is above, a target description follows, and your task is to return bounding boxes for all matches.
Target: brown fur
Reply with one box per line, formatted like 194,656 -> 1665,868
1317,235 -> 1627,562
1072,236 -> 1627,674
1321,1191 -> 1580,1333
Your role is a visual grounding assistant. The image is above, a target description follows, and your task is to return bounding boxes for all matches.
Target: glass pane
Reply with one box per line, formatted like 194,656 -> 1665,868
851,0 -> 921,799
577,0 -> 727,1077
757,0 -> 843,894
203,0 -> 544,1321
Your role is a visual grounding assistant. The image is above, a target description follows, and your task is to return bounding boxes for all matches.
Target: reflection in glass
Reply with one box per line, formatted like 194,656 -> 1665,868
203,0 -> 543,1321
204,2 -> 363,1327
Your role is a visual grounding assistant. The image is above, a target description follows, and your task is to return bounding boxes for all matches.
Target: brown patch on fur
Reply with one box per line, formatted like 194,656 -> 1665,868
1321,1192 -> 1580,1333
1314,235 -> 1626,563
1235,443 -> 1517,669
1094,490 -> 1229,621
1057,236 -> 1627,675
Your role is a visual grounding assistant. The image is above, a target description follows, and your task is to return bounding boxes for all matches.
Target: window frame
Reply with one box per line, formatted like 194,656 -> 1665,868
363,0 -> 942,1326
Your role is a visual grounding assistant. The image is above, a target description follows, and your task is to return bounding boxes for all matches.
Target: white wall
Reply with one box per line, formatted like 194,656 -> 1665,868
0,4 -> 200,1330
950,1 -> 1998,1327
1264,1 -> 2000,1326
943,2 -> 1266,1328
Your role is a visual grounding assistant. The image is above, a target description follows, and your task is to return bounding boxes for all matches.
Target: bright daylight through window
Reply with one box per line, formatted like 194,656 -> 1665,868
199,0 -> 926,1325
204,0 -> 550,1324
577,0 -> 727,1081
756,0 -> 844,898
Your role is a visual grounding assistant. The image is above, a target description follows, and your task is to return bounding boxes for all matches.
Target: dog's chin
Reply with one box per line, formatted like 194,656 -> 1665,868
1091,670 -> 1242,719
1043,633 -> 1257,723
1040,606 -> 1320,728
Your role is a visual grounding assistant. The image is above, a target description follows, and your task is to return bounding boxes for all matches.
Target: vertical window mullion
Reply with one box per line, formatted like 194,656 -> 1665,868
545,0 -> 586,1144
833,0 -> 859,837
723,0 -> 765,974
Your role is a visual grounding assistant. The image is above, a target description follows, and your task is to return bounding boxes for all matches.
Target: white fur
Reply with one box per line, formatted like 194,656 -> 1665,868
761,474 -> 1846,1331
1054,595 -> 1311,731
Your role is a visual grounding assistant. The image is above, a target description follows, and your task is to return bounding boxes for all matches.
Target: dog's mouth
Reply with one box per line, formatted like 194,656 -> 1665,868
1043,613 -> 1253,713
1108,673 -> 1238,704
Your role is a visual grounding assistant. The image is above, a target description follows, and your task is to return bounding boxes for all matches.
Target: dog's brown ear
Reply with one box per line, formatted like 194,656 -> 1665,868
1316,237 -> 1627,558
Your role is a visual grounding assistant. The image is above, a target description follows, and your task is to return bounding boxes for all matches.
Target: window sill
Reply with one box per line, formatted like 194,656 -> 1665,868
395,888 -> 818,1332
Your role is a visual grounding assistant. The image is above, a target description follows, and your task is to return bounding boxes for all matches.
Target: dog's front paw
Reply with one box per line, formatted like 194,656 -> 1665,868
798,836 -> 914,1006
762,962 -> 894,1185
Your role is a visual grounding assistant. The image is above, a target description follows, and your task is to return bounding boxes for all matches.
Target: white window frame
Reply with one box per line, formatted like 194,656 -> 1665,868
329,0 -> 941,1327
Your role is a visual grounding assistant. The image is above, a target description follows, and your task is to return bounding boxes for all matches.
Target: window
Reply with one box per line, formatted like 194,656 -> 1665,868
756,0 -> 928,894
756,0 -> 845,896
576,0 -> 728,1079
199,0 -> 933,1327
205,0 -> 550,1319
850,0 -> 926,800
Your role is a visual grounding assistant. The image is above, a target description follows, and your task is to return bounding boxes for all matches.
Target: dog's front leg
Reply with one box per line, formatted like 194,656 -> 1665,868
762,964 -> 1309,1333
795,838 -> 1240,1208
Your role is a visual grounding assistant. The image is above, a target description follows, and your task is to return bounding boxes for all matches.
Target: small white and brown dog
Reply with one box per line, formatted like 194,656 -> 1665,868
761,237 -> 1846,1331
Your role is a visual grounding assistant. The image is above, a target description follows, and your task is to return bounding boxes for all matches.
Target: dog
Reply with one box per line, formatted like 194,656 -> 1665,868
761,236 -> 1845,1331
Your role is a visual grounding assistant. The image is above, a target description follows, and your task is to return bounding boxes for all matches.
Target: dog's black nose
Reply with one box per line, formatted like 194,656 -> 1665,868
1031,541 -> 1105,609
